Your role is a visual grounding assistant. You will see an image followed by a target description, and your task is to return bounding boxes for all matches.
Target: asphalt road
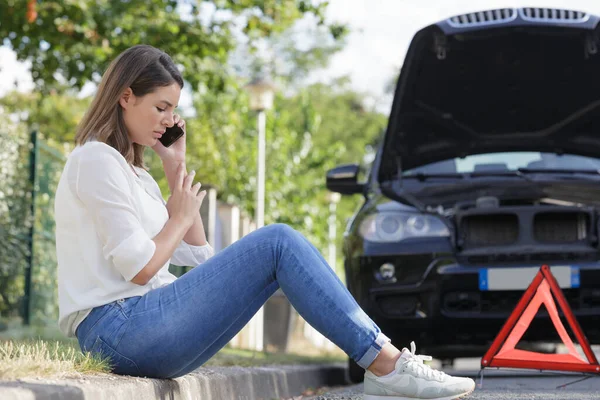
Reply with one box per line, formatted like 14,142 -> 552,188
309,356 -> 600,399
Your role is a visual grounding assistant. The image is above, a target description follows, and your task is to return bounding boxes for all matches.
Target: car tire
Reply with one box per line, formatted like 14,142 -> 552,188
347,358 -> 365,383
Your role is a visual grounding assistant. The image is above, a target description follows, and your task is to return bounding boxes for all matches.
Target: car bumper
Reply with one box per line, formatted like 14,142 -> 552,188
364,261 -> 600,347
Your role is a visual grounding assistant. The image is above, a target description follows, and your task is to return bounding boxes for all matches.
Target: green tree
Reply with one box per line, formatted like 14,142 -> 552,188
0,0 -> 384,323
0,90 -> 90,147
269,80 -> 386,253
0,0 -> 344,94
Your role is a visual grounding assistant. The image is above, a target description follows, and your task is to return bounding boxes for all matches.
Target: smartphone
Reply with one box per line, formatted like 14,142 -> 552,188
159,125 -> 184,147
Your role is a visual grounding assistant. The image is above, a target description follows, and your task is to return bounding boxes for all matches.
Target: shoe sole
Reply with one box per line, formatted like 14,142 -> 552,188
364,386 -> 475,400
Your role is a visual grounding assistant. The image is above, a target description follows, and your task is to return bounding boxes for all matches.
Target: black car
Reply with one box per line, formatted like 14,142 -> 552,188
326,7 -> 600,383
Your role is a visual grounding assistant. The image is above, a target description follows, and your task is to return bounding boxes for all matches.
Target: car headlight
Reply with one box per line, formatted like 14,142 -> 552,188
359,212 -> 450,243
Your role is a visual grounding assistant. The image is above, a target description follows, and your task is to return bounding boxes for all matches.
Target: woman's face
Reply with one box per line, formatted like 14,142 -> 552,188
119,83 -> 181,147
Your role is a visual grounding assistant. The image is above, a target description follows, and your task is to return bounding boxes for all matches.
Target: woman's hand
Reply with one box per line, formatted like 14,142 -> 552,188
165,163 -> 206,227
152,114 -> 187,164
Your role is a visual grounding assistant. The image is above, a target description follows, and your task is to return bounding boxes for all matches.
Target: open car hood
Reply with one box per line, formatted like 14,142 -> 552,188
378,7 -> 600,181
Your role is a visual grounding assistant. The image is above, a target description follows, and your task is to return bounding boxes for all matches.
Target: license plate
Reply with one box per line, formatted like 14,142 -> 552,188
478,266 -> 580,291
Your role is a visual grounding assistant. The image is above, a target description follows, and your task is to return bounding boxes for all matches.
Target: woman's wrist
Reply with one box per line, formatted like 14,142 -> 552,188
169,214 -> 195,231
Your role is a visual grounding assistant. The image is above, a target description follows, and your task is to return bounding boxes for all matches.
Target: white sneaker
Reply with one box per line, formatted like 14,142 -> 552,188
363,342 -> 475,400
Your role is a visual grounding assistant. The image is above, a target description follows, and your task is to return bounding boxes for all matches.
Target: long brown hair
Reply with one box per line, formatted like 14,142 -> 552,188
75,45 -> 184,168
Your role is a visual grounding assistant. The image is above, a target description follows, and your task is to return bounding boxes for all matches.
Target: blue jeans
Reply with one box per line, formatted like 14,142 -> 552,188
75,224 -> 390,379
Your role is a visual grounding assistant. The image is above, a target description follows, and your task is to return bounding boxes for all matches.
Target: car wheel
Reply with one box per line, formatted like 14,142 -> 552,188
347,358 -> 365,383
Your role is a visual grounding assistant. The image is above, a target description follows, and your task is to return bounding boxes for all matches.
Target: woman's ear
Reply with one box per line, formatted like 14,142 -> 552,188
118,87 -> 134,110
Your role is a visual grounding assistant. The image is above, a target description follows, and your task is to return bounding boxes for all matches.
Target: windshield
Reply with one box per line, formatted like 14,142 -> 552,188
403,152 -> 600,175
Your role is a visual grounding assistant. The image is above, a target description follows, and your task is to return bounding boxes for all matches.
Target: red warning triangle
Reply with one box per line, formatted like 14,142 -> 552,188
481,264 -> 600,373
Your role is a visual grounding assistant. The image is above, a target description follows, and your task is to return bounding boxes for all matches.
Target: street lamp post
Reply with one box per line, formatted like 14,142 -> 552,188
244,75 -> 275,352
245,76 -> 275,229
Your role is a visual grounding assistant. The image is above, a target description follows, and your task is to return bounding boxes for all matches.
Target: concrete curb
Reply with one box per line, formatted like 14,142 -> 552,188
0,363 -> 348,400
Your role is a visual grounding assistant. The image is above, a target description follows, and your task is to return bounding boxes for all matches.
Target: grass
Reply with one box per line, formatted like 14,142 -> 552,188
0,323 -> 346,380
0,339 -> 110,380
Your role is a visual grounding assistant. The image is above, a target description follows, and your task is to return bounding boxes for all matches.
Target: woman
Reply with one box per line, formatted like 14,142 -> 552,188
54,44 -> 474,400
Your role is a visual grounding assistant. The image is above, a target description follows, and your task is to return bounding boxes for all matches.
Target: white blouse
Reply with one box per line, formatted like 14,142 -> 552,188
55,141 -> 213,337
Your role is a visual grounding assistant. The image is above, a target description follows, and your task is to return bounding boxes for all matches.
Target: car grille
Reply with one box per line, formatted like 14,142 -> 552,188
442,289 -> 583,314
448,9 -> 515,26
521,8 -> 587,22
458,208 -> 591,251
534,212 -> 588,243
460,214 -> 519,248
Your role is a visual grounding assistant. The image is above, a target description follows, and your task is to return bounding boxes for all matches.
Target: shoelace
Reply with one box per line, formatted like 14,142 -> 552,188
402,341 -> 446,381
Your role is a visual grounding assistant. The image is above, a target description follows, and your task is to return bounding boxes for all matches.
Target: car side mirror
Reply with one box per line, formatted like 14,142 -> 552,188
326,164 -> 365,195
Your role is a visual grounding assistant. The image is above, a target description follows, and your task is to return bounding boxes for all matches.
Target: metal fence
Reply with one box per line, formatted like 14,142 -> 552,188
27,131 -> 65,325
0,129 -> 56,326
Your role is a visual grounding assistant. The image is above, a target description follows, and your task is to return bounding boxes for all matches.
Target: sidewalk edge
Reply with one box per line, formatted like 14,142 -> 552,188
0,362 -> 348,400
